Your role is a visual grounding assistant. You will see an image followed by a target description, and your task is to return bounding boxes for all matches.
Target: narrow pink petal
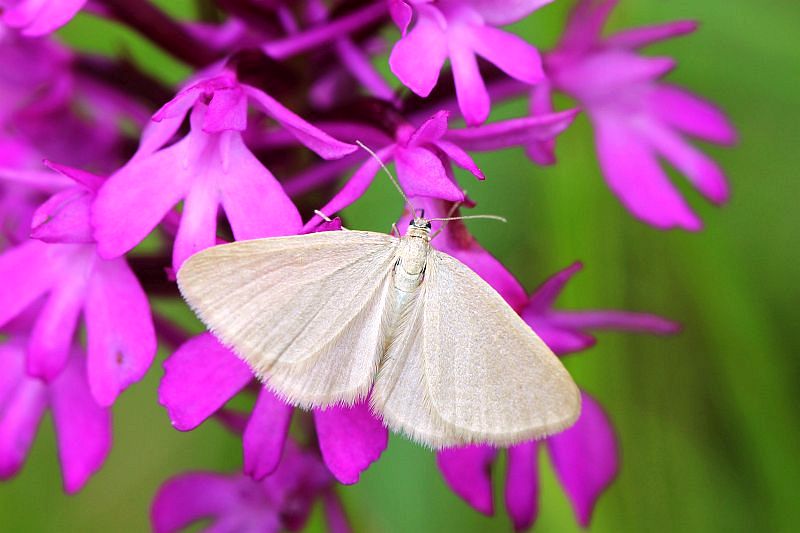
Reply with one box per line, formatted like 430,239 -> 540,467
389,7 -> 448,97
639,119 -> 730,203
648,84 -> 737,145
471,25 -> 544,85
550,310 -> 680,335
0,340 -> 27,406
395,147 -> 464,201
467,0 -> 554,25
525,262 -> 583,313
504,443 -> 539,531
322,491 -> 351,533
151,472 -> 243,533
335,38 -> 395,101
558,0 -> 616,54
243,85 -> 356,160
314,401 -> 388,484
218,133 -> 302,241
389,0 -> 413,34
49,351 -> 111,493
448,34 -> 490,126
172,170 -> 220,271
435,140 -> 485,180
84,257 -> 157,406
547,392 -> 619,527
408,111 -> 450,146
555,51 -> 674,99
243,389 -> 293,480
0,374 -> 47,480
444,109 -> 578,151
27,253 -> 91,381
594,115 -> 701,230
525,82 -> 558,165
607,20 -> 697,49
93,139 -> 192,259
159,334 -> 253,431
436,446 -> 497,515
305,147 -> 392,230
0,240 -> 59,327
527,320 -> 596,355
43,161 -> 104,192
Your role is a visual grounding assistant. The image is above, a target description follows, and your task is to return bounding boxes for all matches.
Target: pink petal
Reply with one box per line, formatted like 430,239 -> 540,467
43,161 -> 104,192
526,320 -> 596,355
84,257 -> 157,406
547,392 -> 618,527
607,20 -> 697,49
408,111 -> 450,146
306,146 -> 392,230
549,310 -> 680,336
243,85 -> 356,160
504,443 -> 539,531
389,7 -> 448,97
159,334 -> 253,431
395,146 -> 463,201
322,491 -> 351,533
648,84 -> 737,145
471,25 -> 544,85
558,0 -> 615,54
467,0 -> 554,25
389,0 -> 413,34
448,33 -> 490,126
30,188 -> 94,244
435,140 -> 485,180
15,0 -> 86,36
436,446 -> 497,515
49,351 -> 111,493
203,87 -> 248,133
0,240 -> 59,327
314,400 -> 388,484
172,166 -> 220,271
525,262 -> 582,312
93,139 -> 192,259
0,372 -> 47,479
335,37 -> 395,101
639,120 -> 729,203
594,114 -> 701,230
555,51 -> 675,100
151,472 -> 244,533
243,389 -> 293,480
218,133 -> 302,241
27,254 -> 90,381
445,109 -> 578,152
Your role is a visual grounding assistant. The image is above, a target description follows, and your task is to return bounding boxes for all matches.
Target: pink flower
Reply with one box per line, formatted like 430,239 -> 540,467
390,0 -> 551,124
0,337 -> 110,493
438,392 -> 617,530
92,69 -> 356,271
151,442 -> 350,533
304,108 -> 576,230
535,0 -> 737,230
0,0 -> 86,36
0,163 -> 156,406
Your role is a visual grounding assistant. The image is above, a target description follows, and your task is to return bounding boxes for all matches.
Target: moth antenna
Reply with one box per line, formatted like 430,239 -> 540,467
313,209 -> 333,222
355,140 -> 417,215
430,198 -> 464,239
429,215 -> 508,223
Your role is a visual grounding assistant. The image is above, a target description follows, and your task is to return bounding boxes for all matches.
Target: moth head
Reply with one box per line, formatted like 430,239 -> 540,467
407,217 -> 432,240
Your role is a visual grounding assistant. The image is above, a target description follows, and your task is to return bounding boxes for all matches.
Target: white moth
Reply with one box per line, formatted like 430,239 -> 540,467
177,215 -> 581,448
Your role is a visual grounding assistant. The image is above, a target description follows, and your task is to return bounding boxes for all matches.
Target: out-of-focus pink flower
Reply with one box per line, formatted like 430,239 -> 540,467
438,392 -> 617,530
304,108 -> 576,230
92,69 -> 356,271
151,442 -> 350,533
535,0 -> 737,230
0,0 -> 86,36
0,337 -> 110,493
390,0 -> 551,124
0,163 -> 156,406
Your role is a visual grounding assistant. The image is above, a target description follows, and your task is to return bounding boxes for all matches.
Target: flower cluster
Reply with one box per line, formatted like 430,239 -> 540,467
0,0 -> 733,530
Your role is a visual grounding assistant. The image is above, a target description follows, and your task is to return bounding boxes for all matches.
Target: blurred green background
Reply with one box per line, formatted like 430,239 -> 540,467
1,0 -> 798,531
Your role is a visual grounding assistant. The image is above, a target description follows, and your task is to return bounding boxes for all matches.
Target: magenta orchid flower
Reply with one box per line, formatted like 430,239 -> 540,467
535,0 -> 737,230
0,336 -> 110,493
304,108 -> 576,230
92,69 -> 357,271
0,163 -> 156,406
151,442 -> 350,533
0,0 -> 86,36
390,0 -> 551,125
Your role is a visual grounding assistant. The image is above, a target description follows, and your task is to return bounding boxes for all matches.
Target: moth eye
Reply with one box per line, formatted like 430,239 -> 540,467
425,222 -> 432,229
408,220 -> 415,226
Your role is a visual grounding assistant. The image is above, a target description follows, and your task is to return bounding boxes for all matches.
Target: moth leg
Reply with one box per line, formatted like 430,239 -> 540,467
391,223 -> 400,238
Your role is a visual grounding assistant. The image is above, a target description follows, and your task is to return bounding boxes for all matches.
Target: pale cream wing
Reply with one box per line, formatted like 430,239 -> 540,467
422,250 -> 581,447
177,230 -> 400,407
